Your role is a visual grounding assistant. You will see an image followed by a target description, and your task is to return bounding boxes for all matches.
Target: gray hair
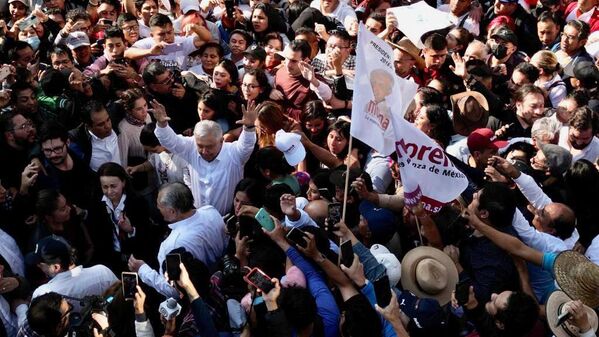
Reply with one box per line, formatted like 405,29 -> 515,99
194,120 -> 223,140
370,68 -> 395,88
157,182 -> 195,212
531,116 -> 561,144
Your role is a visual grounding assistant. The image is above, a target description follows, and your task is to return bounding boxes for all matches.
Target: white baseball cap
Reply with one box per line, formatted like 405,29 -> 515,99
65,31 -> 90,50
370,244 -> 401,287
180,0 -> 200,14
275,130 -> 306,166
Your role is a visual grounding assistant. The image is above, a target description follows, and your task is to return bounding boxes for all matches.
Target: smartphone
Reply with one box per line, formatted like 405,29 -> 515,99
455,279 -> 471,306
255,208 -> 275,231
100,19 -> 113,26
112,57 -> 127,65
373,275 -> 392,307
238,217 -> 254,239
165,253 -> 181,281
121,272 -> 138,300
37,63 -> 49,72
224,0 -> 235,18
328,203 -> 342,226
224,214 -> 237,236
286,227 -> 308,248
243,267 -> 274,293
0,66 -> 11,82
340,240 -> 354,268
96,38 -> 105,46
18,16 -> 38,31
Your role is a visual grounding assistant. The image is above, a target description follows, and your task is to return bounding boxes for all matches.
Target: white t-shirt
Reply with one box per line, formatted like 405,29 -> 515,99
132,35 -> 198,70
310,0 -> 357,30
558,126 -> 599,163
437,5 -> 480,37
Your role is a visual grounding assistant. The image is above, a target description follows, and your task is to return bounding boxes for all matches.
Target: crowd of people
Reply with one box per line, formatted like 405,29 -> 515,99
0,0 -> 598,335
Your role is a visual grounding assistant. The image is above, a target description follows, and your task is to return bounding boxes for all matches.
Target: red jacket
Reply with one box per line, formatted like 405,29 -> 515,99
565,2 -> 599,33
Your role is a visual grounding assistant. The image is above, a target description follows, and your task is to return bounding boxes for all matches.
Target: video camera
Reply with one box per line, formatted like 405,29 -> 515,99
65,295 -> 114,337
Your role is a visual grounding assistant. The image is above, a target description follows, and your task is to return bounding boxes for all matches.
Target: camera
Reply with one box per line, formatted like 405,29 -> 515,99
220,255 -> 246,301
68,295 -> 113,337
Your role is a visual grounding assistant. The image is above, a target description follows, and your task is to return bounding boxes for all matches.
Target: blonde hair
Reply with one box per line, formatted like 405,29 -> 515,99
531,50 -> 560,74
256,101 -> 292,147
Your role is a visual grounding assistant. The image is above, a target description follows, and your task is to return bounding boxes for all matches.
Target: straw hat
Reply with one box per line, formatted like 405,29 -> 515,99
554,251 -> 599,308
450,91 -> 490,137
401,246 -> 458,305
388,38 -> 426,70
546,290 -> 598,337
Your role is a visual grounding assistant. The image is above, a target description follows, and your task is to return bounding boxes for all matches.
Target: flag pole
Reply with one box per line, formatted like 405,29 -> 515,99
341,134 -> 354,222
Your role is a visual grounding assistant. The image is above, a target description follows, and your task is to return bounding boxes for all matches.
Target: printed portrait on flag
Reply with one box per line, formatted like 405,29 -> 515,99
365,69 -> 394,132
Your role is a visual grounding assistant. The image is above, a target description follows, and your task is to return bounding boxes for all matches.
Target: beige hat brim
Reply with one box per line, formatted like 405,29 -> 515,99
554,251 -> 599,308
450,91 -> 490,136
387,40 -> 426,71
400,246 -> 459,306
546,290 -> 599,337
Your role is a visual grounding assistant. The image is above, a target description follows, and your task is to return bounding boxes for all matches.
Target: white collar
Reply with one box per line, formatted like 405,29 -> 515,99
88,129 -> 116,142
102,193 -> 127,213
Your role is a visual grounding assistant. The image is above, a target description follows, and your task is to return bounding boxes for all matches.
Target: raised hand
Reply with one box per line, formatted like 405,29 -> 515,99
298,61 -> 316,84
237,100 -> 257,127
450,52 -> 468,79
149,99 -> 170,127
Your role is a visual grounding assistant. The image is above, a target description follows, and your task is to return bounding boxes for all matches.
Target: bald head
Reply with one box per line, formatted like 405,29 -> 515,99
303,199 -> 329,227
544,203 -> 576,240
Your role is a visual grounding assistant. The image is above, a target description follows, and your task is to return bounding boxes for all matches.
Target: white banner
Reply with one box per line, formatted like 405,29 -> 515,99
351,24 -> 468,212
388,2 -> 453,48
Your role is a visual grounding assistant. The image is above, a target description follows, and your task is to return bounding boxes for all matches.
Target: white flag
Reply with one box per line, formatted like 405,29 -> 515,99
351,24 -> 468,212
350,25 -> 415,156
388,2 -> 453,48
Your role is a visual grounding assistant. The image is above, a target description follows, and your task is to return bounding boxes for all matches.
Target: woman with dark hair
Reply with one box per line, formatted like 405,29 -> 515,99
247,3 -> 288,45
30,189 -> 94,265
232,178 -> 264,217
212,59 -> 240,93
446,27 -> 473,56
88,162 -> 160,272
564,160 -> 599,248
413,104 -> 454,148
300,119 -> 360,170
263,32 -> 284,75
117,88 -> 151,169
299,100 -> 330,172
197,89 -> 236,134
241,68 -> 272,104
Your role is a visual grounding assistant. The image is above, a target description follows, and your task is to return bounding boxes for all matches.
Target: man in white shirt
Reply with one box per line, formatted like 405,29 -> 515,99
128,182 -> 227,297
310,0 -> 356,30
124,13 -> 211,70
151,99 -> 257,215
438,0 -> 480,36
69,100 -> 121,172
27,235 -> 118,310
558,106 -> 599,163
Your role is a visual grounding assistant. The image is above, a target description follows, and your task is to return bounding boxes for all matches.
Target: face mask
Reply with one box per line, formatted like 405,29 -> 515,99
491,43 -> 508,59
26,36 -> 40,51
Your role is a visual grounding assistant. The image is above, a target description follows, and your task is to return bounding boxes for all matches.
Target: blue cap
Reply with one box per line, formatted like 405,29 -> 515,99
359,200 -> 396,241
395,290 -> 447,331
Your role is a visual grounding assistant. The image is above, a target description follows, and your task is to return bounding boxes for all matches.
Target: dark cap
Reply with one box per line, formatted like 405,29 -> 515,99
25,235 -> 72,266
539,143 -> 572,175
491,27 -> 518,45
243,46 -> 267,62
572,61 -> 599,85
396,290 -> 447,331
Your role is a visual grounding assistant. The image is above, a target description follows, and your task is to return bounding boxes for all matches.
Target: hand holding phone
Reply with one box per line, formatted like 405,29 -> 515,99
243,267 -> 275,293
373,276 -> 392,307
286,227 -> 308,248
340,240 -> 354,268
455,279 -> 471,306
166,254 -> 181,281
255,208 -> 275,231
121,272 -> 138,300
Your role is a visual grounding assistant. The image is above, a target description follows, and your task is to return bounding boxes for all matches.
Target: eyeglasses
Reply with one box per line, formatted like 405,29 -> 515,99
560,32 -> 579,41
241,83 -> 260,89
12,120 -> 34,131
121,24 -> 139,32
154,72 -> 173,86
42,144 -> 66,156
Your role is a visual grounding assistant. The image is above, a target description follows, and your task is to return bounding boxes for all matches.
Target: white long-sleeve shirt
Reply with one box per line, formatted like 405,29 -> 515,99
511,173 -> 578,253
138,207 -> 227,297
155,124 -> 256,215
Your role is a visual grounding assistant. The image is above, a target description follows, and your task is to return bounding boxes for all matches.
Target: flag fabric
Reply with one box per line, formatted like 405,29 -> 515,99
351,24 -> 468,212
388,2 -> 454,48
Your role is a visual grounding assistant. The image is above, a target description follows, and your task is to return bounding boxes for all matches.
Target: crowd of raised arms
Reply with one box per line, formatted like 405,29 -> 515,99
0,0 -> 598,335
